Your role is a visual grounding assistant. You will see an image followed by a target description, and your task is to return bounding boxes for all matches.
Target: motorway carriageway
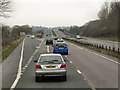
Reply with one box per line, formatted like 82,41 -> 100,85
2,35 -> 118,89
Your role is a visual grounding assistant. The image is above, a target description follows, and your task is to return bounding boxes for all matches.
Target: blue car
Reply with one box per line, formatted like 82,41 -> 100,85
53,42 -> 68,55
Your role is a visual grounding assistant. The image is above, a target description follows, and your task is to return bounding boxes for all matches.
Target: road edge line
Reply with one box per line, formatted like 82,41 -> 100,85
10,38 -> 44,89
10,38 -> 26,89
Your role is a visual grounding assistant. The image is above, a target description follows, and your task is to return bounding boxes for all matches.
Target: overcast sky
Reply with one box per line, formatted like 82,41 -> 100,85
2,0 -> 108,27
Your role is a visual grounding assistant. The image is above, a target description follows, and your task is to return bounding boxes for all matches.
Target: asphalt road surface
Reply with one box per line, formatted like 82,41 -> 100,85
54,30 -> 118,88
2,37 -> 41,89
2,31 -> 119,89
2,36 -> 91,89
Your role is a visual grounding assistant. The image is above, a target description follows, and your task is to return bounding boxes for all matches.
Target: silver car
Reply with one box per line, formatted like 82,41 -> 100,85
34,54 -> 67,82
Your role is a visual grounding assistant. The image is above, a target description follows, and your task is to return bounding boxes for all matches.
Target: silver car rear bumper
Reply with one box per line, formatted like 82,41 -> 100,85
35,70 -> 66,77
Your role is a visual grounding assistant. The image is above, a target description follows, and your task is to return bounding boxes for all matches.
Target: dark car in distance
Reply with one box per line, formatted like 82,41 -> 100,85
46,38 -> 53,45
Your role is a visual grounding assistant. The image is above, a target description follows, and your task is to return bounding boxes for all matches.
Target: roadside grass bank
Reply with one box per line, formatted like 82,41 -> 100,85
95,37 -> 119,42
64,39 -> 120,59
2,37 -> 24,62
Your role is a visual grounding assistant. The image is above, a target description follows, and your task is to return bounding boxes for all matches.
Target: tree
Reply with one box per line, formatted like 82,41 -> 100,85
12,25 -> 32,37
98,1 -> 109,21
0,0 -> 12,18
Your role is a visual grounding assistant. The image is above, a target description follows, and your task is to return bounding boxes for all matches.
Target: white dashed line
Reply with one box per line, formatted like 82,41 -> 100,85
36,46 -> 40,49
25,66 -> 28,68
22,67 -> 26,70
77,70 -> 81,74
47,46 -> 50,53
10,38 -> 44,90
70,61 -> 72,63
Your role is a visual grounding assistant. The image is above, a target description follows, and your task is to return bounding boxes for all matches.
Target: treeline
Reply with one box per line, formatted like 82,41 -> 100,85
68,1 -> 119,38
2,25 -> 32,46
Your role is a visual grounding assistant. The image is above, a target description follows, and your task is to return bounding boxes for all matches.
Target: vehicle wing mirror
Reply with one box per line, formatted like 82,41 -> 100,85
64,57 -> 68,62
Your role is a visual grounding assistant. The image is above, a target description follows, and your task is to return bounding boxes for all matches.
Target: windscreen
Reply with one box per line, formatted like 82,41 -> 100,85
56,43 -> 67,47
39,56 -> 62,62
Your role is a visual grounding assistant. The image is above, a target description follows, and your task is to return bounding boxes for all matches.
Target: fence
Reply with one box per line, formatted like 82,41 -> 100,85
63,37 -> 120,53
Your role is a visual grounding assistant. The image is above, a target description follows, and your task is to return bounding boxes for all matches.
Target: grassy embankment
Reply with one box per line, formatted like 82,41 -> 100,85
96,37 -> 119,42
2,37 -> 24,62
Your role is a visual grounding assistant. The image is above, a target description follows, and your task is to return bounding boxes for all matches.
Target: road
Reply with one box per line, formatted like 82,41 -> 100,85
15,38 -> 90,88
54,30 -> 118,88
2,36 -> 90,89
2,37 -> 41,88
62,31 -> 119,51
1,30 -> 119,89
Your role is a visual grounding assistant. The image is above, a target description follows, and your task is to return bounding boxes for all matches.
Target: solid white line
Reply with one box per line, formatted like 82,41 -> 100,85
70,61 -> 72,63
47,46 -> 49,53
77,70 -> 81,74
10,38 -> 44,90
10,38 -> 25,89
69,42 -> 120,64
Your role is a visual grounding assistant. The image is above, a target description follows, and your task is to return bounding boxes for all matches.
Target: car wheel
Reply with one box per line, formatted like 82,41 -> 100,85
35,76 -> 39,82
66,52 -> 68,55
61,76 -> 67,81
35,76 -> 43,82
39,77 -> 43,82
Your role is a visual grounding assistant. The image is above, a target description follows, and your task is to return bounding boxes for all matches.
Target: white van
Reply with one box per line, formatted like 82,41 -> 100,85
76,35 -> 81,39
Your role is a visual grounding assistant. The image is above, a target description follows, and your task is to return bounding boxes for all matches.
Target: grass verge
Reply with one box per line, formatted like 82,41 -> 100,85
95,37 -> 119,42
2,37 -> 24,62
65,39 -> 120,59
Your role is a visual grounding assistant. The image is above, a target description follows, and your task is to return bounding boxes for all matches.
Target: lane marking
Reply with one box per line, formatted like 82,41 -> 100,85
77,70 -> 81,74
25,66 -> 28,68
10,38 -> 44,90
70,61 -> 72,63
47,46 -> 50,53
22,68 -> 26,70
10,38 -> 25,89
65,55 -> 67,58
68,42 -> 120,64
36,46 -> 40,49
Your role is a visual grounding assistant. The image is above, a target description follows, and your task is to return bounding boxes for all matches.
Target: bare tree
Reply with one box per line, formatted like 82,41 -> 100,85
0,0 -> 12,18
98,1 -> 109,21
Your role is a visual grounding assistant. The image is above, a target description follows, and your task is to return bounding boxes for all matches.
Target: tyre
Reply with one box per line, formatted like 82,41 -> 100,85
35,76 -> 43,82
35,76 -> 39,82
61,76 -> 67,81
39,76 -> 43,82
66,52 -> 68,55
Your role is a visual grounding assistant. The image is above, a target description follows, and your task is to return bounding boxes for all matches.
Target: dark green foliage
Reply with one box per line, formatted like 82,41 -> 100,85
2,25 -> 32,46
11,25 -> 32,37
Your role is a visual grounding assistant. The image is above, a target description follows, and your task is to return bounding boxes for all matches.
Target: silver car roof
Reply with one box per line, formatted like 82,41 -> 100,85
40,53 -> 62,57
39,54 -> 64,62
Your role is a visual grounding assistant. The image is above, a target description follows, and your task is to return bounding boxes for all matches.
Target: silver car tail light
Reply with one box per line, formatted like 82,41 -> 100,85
36,65 -> 42,69
60,64 -> 66,68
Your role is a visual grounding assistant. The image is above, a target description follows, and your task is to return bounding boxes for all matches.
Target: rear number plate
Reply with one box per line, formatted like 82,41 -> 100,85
46,66 -> 56,68
59,47 -> 64,49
